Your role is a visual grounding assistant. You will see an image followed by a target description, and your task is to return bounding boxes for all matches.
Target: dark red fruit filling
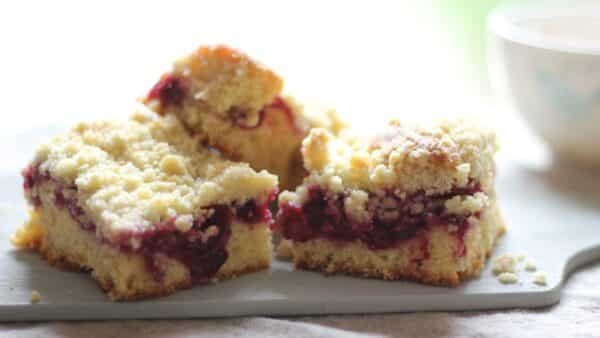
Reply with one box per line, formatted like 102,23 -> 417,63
147,74 -> 188,107
22,166 -> 48,207
276,184 -> 482,255
22,165 -> 274,282
235,198 -> 272,224
118,206 -> 232,282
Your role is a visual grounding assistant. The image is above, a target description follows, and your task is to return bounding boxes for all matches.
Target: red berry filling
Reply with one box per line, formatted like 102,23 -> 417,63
275,184 -> 482,256
117,206 -> 233,282
23,165 -> 274,282
147,74 -> 188,108
22,166 -> 48,207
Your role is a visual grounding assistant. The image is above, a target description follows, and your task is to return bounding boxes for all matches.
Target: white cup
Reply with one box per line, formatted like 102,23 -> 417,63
488,1 -> 600,166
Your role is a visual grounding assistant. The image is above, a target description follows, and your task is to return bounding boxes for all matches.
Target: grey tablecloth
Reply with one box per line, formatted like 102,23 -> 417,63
2,262 -> 599,338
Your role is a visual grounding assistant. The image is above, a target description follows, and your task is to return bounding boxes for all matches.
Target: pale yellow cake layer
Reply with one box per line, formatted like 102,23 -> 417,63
13,205 -> 272,301
198,98 -> 308,189
290,201 -> 504,286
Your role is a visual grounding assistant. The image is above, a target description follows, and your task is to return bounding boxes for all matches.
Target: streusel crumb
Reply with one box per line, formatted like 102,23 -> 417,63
498,272 -> 519,284
533,271 -> 547,286
30,290 -> 41,304
298,118 -> 497,197
524,260 -> 537,272
492,253 -> 518,274
28,111 -> 277,241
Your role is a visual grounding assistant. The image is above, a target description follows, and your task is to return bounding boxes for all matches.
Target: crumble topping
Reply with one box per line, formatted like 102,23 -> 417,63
145,45 -> 283,127
26,111 -> 277,240
444,192 -> 489,215
301,128 -> 332,172
343,190 -> 370,224
298,118 -> 497,196
174,214 -> 194,232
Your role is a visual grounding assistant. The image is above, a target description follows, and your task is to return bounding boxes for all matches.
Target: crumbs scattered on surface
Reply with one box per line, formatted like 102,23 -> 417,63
533,271 -> 547,286
492,253 -> 546,286
524,259 -> 537,272
492,254 -> 517,274
30,290 -> 41,304
498,272 -> 519,284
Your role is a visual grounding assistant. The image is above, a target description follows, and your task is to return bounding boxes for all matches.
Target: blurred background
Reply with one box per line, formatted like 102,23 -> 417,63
0,0 -> 550,169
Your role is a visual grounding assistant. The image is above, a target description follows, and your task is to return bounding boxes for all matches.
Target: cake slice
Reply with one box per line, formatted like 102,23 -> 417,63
142,45 -> 345,189
274,119 -> 505,286
13,112 -> 278,300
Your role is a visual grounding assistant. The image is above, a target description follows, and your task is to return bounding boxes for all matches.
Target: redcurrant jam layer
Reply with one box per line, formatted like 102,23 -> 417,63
275,184 -> 483,256
23,165 -> 274,282
147,74 -> 188,108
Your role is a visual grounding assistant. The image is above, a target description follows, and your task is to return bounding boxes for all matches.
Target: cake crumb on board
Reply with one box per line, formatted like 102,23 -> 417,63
492,252 -> 546,286
533,272 -> 547,286
30,290 -> 41,304
498,272 -> 519,284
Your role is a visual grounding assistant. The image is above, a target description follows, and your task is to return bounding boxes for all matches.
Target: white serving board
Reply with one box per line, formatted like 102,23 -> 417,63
1,128 -> 600,321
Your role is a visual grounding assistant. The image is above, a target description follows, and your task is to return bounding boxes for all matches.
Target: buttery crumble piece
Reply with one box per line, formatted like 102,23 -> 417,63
533,271 -> 547,286
492,253 -> 518,274
492,252 -> 547,286
30,290 -> 41,304
16,112 -> 277,300
524,259 -> 537,272
498,272 -> 519,284
275,118 -> 505,286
